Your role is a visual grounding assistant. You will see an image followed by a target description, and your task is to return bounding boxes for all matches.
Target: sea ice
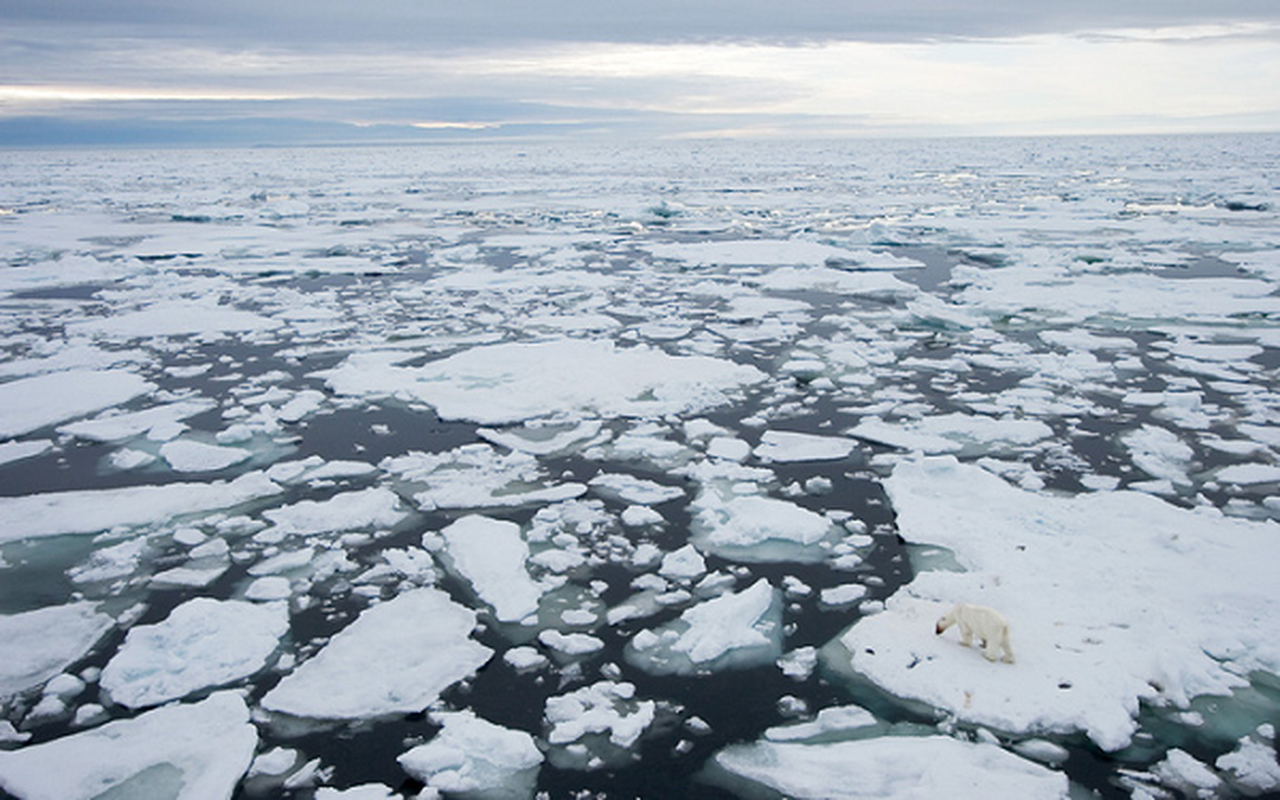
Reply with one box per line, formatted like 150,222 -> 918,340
57,399 -> 216,442
0,602 -> 114,698
543,680 -> 656,767
159,439 -> 254,473
0,368 -> 155,438
823,456 -> 1280,751
848,412 -> 1053,456
101,598 -> 287,709
690,489 -> 835,562
753,430 -> 860,463
0,692 -> 257,800
626,579 -> 782,674
322,339 -> 765,424
440,515 -> 544,624
261,588 -> 492,719
382,444 -> 587,510
399,710 -> 543,798
707,735 -> 1069,799
0,439 -> 53,466
261,486 -> 408,537
0,471 -> 282,544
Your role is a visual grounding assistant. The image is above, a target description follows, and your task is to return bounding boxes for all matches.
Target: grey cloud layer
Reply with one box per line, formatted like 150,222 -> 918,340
7,0 -> 1280,48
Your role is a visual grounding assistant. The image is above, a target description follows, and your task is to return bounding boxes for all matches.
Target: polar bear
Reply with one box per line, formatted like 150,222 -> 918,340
936,603 -> 1015,664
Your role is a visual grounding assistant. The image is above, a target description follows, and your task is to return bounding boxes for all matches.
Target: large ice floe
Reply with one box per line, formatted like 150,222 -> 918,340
823,456 -> 1280,752
2,136 -> 1279,798
0,692 -> 257,800
261,588 -> 491,720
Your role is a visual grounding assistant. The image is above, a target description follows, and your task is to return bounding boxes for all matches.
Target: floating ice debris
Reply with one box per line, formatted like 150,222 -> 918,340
659,544 -> 707,581
538,630 -> 605,656
753,430 -> 859,463
1214,463 -> 1280,485
57,398 -> 216,442
825,456 -> 1280,752
479,418 -> 604,455
627,579 -> 782,675
159,438 -> 254,472
383,444 -> 587,510
1123,424 -> 1194,487
818,583 -> 869,608
1216,732 -> 1280,794
504,646 -> 548,671
587,472 -> 685,505
1151,748 -> 1221,797
847,412 -> 1053,456
398,710 -> 543,798
261,486 -> 408,537
0,471 -> 282,544
101,598 -> 287,709
261,588 -> 491,720
69,300 -> 282,340
690,489 -> 835,562
0,691 -> 257,800
642,238 -> 860,268
322,340 -> 765,425
762,703 -> 876,741
440,515 -> 544,624
0,602 -> 114,698
543,680 -> 656,768
707,735 -> 1069,799
0,368 -> 155,438
0,439 -> 53,466
314,784 -> 400,800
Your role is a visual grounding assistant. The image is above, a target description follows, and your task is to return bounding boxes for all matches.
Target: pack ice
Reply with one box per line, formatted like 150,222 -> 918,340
823,456 -> 1280,752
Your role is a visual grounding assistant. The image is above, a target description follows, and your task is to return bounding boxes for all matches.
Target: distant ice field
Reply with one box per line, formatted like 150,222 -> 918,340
1,135 -> 1278,799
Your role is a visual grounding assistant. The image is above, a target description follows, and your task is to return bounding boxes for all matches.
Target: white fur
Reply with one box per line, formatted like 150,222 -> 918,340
935,603 -> 1015,664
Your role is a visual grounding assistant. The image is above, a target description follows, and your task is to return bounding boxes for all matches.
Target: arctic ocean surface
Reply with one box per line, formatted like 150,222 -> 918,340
0,135 -> 1278,799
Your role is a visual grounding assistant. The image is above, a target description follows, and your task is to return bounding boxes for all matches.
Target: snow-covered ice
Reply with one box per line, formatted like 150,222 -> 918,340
0,602 -> 114,698
398,710 -> 543,797
708,735 -> 1069,799
823,456 -> 1280,751
101,597 -> 287,708
261,588 -> 491,719
0,692 -> 257,800
440,515 -> 544,624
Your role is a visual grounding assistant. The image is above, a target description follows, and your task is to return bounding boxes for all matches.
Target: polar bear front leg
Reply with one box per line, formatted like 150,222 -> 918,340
958,622 -> 974,648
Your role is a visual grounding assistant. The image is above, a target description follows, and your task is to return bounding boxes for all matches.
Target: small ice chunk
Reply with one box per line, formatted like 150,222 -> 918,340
0,439 -> 53,467
504,647 -> 549,671
262,487 -> 407,536
754,430 -> 858,463
819,583 -> 869,607
707,437 -> 751,461
763,704 -> 877,741
314,783 -> 400,800
1216,735 -> 1280,794
159,439 -> 253,473
101,598 -> 287,709
0,692 -> 257,800
621,505 -> 665,528
245,576 -> 293,602
538,630 -> 605,656
659,544 -> 707,581
777,647 -> 819,681
627,579 -> 782,674
1152,748 -> 1221,796
262,588 -> 492,719
544,680 -> 656,750
398,710 -> 543,796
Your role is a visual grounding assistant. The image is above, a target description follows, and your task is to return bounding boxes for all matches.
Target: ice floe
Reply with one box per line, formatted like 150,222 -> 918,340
100,598 -> 287,709
439,515 -> 544,624
0,369 -> 154,438
823,456 -> 1280,752
0,692 -> 257,800
627,578 -> 781,674
398,710 -> 543,798
261,588 -> 491,719
322,339 -> 765,424
707,735 -> 1069,799
0,602 -> 114,698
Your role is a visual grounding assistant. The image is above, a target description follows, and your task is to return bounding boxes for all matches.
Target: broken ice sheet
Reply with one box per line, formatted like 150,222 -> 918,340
382,444 -> 587,510
261,588 -> 491,720
705,735 -> 1069,799
626,578 -> 782,675
0,602 -> 114,699
398,710 -> 543,798
100,597 -> 287,709
0,692 -> 257,800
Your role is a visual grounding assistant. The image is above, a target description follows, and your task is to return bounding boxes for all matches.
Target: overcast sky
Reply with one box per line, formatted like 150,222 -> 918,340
2,1 -> 1279,144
